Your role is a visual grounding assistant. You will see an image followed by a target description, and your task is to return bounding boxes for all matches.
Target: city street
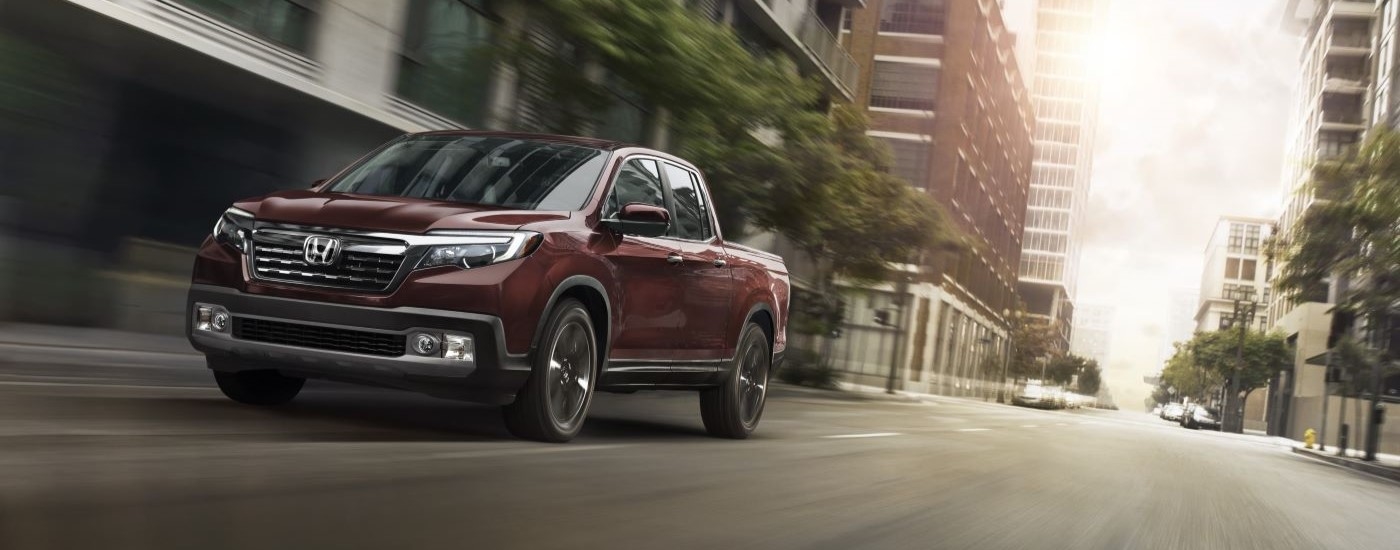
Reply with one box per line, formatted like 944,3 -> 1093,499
1,343 -> 1398,549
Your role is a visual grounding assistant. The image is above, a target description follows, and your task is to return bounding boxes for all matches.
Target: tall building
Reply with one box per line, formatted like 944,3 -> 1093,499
1265,0 -> 1370,441
834,0 -> 1035,394
1272,0 -> 1373,329
1069,303 -> 1112,368
1195,217 -> 1274,334
1004,0 -> 1107,352
0,0 -> 861,329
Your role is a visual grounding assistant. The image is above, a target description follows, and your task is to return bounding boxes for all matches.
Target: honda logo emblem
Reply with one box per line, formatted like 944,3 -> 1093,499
303,236 -> 341,266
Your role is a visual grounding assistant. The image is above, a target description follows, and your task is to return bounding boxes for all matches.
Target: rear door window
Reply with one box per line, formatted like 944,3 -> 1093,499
661,163 -> 712,241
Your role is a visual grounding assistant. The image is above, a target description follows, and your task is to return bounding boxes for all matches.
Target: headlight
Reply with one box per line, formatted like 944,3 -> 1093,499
212,207 -> 254,253
418,231 -> 542,269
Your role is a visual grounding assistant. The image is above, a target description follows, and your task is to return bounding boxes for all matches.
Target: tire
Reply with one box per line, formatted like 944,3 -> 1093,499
502,299 -> 597,443
213,368 -> 304,406
700,322 -> 771,439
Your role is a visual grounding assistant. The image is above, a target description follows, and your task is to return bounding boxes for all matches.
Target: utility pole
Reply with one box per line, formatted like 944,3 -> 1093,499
1319,348 -> 1332,452
1228,296 -> 1257,434
882,272 -> 911,395
1364,314 -> 1390,461
998,310 -> 1015,404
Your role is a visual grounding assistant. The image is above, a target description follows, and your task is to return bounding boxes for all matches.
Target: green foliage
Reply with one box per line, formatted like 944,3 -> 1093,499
788,287 -> 845,336
1277,128 -> 1400,329
522,0 -> 962,285
533,0 -> 815,133
776,348 -> 839,389
1161,330 -> 1292,400
745,105 -> 964,283
1007,316 -> 1061,381
1077,359 -> 1103,396
1042,354 -> 1100,393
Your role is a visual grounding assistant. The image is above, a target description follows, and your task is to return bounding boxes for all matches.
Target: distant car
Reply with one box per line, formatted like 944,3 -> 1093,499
1160,402 -> 1185,421
1180,404 -> 1221,430
1151,404 -> 1163,416
1013,383 -> 1057,409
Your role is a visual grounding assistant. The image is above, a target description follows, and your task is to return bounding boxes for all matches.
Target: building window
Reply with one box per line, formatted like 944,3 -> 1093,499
1224,258 -> 1257,281
879,138 -> 931,189
1318,131 -> 1358,159
870,61 -> 939,111
396,0 -> 497,126
177,0 -> 317,53
879,0 -> 948,35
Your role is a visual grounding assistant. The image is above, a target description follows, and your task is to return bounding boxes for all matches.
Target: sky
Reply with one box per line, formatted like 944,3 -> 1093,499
1076,0 -> 1301,407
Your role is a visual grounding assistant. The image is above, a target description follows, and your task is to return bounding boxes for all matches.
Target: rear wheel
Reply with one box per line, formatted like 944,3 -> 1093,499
212,368 -> 304,406
700,322 -> 770,439
503,299 -> 597,443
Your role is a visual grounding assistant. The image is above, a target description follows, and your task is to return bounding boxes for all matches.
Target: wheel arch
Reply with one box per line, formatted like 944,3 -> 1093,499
533,275 -> 611,367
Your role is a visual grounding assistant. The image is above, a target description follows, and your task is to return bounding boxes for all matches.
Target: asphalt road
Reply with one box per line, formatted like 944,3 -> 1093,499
2,344 -> 1399,549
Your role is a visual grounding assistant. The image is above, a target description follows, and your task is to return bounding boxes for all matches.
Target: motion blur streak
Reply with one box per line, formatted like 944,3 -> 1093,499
0,344 -> 1398,549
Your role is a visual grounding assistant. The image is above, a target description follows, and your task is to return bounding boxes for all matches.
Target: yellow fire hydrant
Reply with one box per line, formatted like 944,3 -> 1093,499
1304,428 -> 1317,449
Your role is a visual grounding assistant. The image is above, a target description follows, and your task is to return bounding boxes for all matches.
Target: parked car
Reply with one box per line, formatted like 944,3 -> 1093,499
1160,402 -> 1185,421
1013,383 -> 1062,409
187,131 -> 791,442
1180,403 -> 1221,430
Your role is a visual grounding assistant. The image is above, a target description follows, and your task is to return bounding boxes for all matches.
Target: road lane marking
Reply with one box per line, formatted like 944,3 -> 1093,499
956,428 -> 991,432
0,380 -> 215,391
423,444 -> 628,460
1021,424 -> 1039,428
822,432 -> 902,439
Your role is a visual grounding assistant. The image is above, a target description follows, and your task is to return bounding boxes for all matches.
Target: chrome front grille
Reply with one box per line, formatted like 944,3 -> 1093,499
249,230 -> 407,292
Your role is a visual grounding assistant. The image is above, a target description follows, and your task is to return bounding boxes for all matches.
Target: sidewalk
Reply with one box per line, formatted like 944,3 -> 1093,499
1291,444 -> 1400,483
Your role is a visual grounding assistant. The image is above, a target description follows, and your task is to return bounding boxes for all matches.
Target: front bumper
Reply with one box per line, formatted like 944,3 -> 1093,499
187,284 -> 530,404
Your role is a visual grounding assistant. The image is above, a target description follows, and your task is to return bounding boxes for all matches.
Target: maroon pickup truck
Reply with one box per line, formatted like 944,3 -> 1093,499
187,131 -> 789,442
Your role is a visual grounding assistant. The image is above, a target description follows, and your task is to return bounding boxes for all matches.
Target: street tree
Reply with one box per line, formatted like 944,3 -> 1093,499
1006,318 -> 1060,381
1077,360 -> 1103,396
1044,355 -> 1086,386
525,0 -> 964,288
1162,331 -> 1292,403
1276,128 -> 1400,352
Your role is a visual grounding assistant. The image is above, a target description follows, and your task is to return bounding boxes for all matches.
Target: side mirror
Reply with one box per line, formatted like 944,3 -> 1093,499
603,203 -> 670,238
310,178 -> 327,190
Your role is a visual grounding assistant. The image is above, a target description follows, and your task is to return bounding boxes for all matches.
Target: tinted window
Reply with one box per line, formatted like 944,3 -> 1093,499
327,136 -> 607,210
604,158 -> 666,218
663,163 -> 712,241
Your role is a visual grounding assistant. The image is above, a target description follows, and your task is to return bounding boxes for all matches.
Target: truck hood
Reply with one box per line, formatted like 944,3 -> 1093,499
236,191 -> 570,233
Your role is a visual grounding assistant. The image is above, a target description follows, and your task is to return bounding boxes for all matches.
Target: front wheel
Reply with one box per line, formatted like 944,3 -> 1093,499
502,299 -> 597,443
700,322 -> 771,439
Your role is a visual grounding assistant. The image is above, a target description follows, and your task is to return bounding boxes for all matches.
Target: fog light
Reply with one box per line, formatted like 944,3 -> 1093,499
211,312 -> 230,332
443,334 -> 474,361
411,333 -> 440,356
196,306 -> 213,331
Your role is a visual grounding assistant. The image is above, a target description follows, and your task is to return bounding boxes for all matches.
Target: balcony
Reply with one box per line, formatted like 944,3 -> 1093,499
735,0 -> 859,100
1323,72 -> 1367,94
797,10 -> 858,97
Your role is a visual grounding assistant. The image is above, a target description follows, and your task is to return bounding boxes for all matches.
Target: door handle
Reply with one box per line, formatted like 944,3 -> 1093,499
667,253 -> 683,264
713,258 -> 727,267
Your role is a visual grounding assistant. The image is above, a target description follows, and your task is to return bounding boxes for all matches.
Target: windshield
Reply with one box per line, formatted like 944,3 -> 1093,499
326,135 -> 608,210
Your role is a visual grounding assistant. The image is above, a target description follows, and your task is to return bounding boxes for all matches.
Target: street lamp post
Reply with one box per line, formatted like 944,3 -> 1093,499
1227,295 -> 1257,434
996,308 -> 1019,404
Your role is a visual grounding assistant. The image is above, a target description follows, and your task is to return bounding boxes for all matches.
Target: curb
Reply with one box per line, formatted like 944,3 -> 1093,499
1292,447 -> 1400,483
